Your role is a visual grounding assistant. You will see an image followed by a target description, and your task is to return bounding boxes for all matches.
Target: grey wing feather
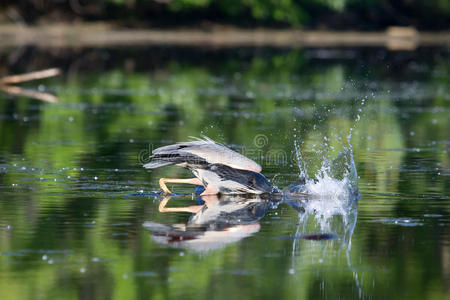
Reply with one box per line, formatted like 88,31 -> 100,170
183,137 -> 262,172
143,161 -> 174,169
143,140 -> 208,169
144,136 -> 262,172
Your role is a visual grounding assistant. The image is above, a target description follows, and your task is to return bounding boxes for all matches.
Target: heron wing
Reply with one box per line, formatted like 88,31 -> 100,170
144,149 -> 207,169
145,137 -> 262,172
183,142 -> 262,172
143,160 -> 173,169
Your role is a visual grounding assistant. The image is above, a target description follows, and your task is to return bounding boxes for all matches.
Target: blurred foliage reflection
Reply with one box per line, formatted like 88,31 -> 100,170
0,46 -> 448,299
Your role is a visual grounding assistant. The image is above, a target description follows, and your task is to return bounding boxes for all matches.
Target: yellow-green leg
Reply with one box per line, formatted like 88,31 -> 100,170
158,177 -> 203,194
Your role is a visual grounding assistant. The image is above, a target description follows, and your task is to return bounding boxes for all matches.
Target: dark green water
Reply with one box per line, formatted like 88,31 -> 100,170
0,46 -> 448,299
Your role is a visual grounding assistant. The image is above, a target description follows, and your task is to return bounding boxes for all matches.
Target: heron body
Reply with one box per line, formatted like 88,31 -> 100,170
144,137 -> 272,195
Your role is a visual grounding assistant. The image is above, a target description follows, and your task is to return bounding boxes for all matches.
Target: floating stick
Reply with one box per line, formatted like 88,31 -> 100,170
0,68 -> 61,85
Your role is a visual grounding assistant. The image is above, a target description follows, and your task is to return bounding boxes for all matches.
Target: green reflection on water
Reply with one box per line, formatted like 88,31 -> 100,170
0,47 -> 448,299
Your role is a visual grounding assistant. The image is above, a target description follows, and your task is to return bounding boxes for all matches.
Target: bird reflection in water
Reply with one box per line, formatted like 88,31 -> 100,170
143,194 -> 276,252
144,191 -> 358,252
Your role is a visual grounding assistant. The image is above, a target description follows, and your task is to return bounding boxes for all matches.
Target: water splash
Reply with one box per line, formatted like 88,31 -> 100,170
288,96 -> 365,198
306,146 -> 357,197
293,139 -> 310,182
285,98 -> 363,290
286,144 -> 358,198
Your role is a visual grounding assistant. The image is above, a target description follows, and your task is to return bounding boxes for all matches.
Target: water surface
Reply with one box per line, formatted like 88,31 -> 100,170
0,46 -> 448,299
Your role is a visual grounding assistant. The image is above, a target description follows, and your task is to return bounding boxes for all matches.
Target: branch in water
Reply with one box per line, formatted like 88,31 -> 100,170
0,68 -> 61,102
0,68 -> 61,85
0,85 -> 58,103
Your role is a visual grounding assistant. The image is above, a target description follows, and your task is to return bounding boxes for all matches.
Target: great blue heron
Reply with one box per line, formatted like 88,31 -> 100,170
144,137 -> 272,195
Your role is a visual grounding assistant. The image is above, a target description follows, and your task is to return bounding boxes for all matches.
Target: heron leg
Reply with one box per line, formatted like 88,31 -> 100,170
200,185 -> 220,196
159,178 -> 203,194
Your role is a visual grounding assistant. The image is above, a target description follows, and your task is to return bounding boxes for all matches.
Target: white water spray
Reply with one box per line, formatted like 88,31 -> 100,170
288,96 -> 366,198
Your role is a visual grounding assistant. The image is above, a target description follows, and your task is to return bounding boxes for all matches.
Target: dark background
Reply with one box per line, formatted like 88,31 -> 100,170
1,0 -> 449,30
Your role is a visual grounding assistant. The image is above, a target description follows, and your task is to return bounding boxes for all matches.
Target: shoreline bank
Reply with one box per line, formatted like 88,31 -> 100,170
1,23 -> 449,50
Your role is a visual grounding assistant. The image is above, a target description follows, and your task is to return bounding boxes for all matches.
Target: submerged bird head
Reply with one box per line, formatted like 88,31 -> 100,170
251,172 -> 273,193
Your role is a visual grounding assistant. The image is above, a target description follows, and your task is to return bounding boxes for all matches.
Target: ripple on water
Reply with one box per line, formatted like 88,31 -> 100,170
372,217 -> 424,227
123,271 -> 158,278
423,214 -> 443,218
